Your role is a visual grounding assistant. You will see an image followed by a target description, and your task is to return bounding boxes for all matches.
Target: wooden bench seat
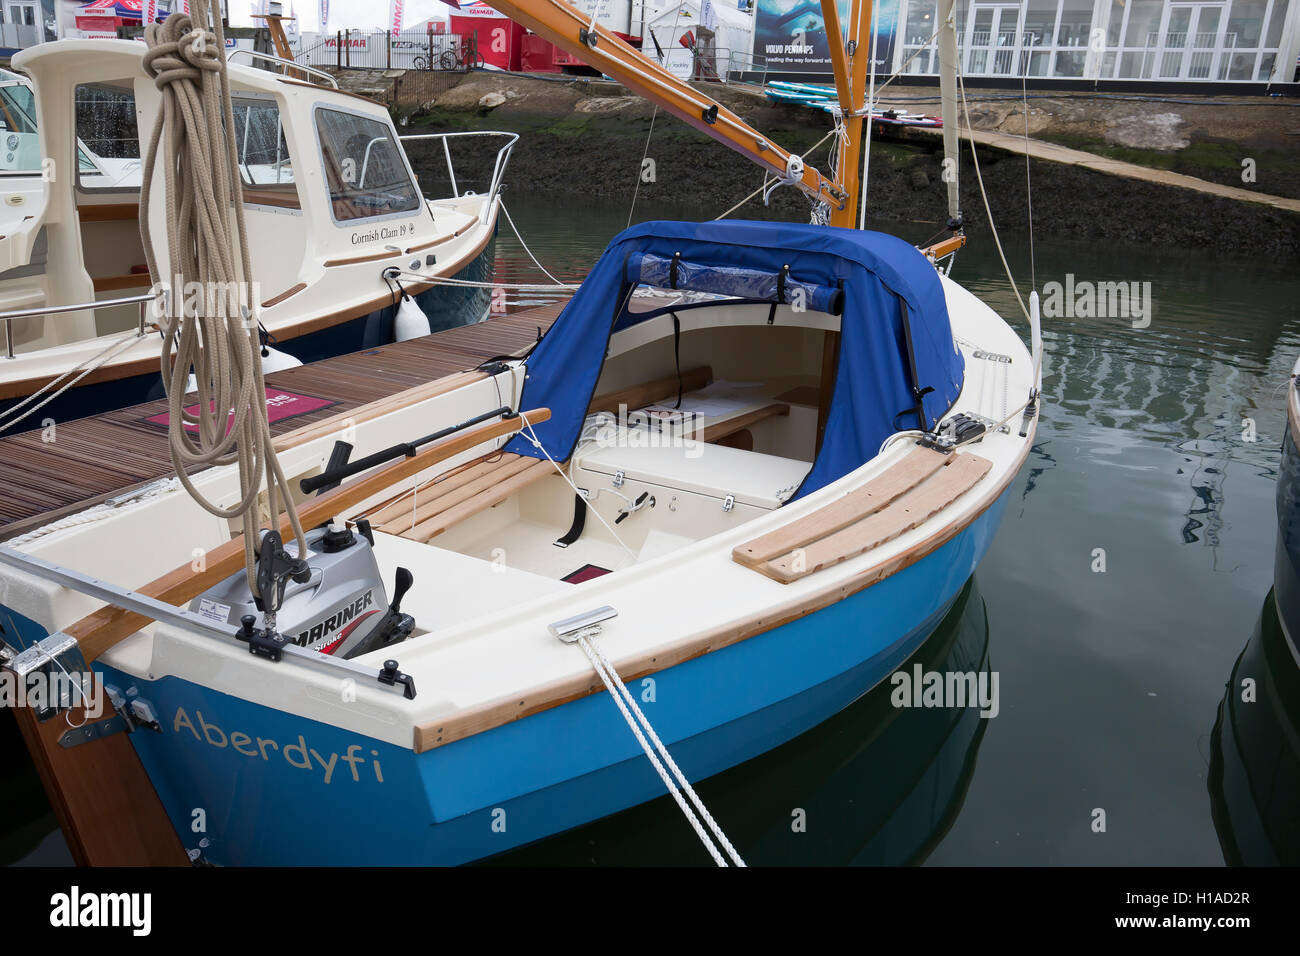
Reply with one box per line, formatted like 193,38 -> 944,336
733,446 -> 992,584
588,365 -> 712,416
367,451 -> 557,543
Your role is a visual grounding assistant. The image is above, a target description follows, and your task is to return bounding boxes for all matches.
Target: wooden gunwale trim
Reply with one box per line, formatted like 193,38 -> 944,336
405,234 -> 456,254
324,247 -> 410,267
412,424 -> 1036,753
261,282 -> 308,308
0,224 -> 496,401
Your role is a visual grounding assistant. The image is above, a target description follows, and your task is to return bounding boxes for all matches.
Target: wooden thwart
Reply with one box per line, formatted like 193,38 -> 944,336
734,447 -> 991,584
588,366 -> 711,416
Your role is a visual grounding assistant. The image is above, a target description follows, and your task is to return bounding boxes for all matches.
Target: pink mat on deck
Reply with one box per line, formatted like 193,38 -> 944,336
145,388 -> 338,432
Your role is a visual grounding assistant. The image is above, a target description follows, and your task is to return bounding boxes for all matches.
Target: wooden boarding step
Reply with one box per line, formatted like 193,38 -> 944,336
733,446 -> 992,584
367,452 -> 557,543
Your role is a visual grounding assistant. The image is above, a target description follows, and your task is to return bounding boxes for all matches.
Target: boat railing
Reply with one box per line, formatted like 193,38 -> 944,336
398,131 -> 518,202
2,291 -> 159,360
227,50 -> 340,89
719,50 -> 769,87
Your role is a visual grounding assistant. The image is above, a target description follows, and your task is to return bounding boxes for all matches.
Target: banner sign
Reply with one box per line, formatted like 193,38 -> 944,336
754,0 -> 898,74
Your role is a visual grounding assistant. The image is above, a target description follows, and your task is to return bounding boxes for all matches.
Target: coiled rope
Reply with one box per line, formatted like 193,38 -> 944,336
138,2 -> 305,594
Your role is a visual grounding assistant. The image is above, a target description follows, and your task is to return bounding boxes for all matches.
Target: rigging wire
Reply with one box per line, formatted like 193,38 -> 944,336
858,0 -> 882,228
713,124 -> 841,220
626,0 -> 688,228
1021,71 -> 1036,291
956,62 -> 1031,324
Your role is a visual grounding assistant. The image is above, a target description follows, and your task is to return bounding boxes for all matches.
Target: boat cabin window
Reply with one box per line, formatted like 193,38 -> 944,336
74,81 -> 140,192
313,105 -> 420,222
232,94 -> 300,210
0,82 -> 40,174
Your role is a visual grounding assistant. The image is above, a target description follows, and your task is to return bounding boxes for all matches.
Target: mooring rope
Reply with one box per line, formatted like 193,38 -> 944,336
138,1 -> 306,594
574,628 -> 745,867
0,326 -> 143,435
498,199 -> 575,288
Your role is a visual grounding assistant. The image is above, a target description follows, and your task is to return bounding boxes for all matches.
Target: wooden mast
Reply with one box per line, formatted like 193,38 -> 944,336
822,0 -> 870,229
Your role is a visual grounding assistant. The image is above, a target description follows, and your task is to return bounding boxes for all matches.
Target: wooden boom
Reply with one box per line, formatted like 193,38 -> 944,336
483,0 -> 847,210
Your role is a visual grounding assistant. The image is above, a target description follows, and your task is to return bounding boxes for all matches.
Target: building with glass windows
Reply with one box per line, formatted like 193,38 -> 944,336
895,0 -> 1299,84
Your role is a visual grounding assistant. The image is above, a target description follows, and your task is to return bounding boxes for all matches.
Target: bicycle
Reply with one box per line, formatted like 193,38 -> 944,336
439,37 -> 485,73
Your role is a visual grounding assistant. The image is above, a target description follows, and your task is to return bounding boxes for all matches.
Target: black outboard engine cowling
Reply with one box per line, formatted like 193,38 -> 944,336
190,523 -> 415,660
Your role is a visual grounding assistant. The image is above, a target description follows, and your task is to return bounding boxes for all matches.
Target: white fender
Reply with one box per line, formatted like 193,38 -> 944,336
394,294 -> 431,342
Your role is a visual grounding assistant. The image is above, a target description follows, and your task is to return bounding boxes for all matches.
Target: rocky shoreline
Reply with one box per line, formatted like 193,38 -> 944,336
400,75 -> 1300,258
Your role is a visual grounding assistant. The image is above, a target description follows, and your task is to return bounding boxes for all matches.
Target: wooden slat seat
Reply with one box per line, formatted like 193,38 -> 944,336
367,451 -> 558,543
733,447 -> 992,584
588,366 -> 712,416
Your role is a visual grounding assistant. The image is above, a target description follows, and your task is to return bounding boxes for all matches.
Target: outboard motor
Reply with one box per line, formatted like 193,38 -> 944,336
190,522 -> 415,660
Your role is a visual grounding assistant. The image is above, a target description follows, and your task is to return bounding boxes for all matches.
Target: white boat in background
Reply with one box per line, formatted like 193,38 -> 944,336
0,43 -> 513,432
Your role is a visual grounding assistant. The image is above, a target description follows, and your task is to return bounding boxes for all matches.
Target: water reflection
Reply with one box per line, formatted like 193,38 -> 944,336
489,576 -> 992,866
1208,591 -> 1300,866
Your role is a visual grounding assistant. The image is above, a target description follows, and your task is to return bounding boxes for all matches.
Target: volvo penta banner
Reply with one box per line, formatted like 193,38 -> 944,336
754,0 -> 897,74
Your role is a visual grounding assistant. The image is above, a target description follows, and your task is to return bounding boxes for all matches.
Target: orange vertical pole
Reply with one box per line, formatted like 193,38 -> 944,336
827,0 -> 870,228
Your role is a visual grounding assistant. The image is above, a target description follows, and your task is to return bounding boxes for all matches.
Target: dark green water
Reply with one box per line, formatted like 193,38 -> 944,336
4,195 -> 1296,866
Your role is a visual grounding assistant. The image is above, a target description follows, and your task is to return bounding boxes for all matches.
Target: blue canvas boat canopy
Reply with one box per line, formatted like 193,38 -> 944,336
508,220 -> 965,500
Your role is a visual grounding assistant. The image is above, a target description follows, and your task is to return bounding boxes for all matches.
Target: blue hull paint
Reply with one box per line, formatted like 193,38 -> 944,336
0,237 -> 496,433
0,483 -> 1009,865
70,485 -> 1010,865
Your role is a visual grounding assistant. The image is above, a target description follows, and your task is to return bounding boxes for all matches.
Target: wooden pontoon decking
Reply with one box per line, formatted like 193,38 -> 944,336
0,304 -> 564,537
